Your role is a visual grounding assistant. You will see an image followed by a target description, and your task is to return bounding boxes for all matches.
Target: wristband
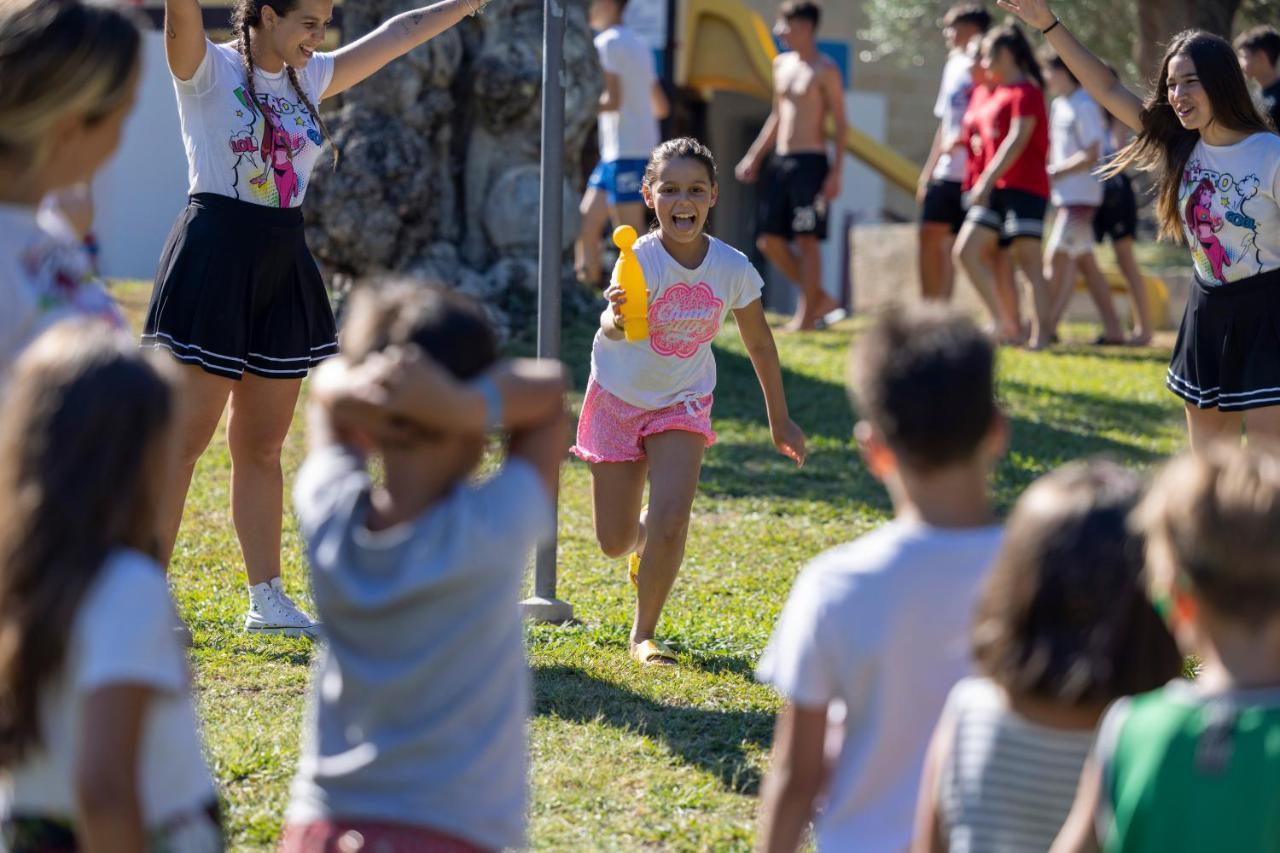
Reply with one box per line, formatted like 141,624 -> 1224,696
1041,18 -> 1060,35
473,374 -> 503,432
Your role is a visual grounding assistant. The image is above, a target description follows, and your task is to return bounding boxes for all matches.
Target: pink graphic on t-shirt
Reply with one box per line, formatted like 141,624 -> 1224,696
648,281 -> 724,358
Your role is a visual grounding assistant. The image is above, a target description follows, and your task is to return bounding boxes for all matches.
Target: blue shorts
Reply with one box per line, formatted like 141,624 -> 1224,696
588,158 -> 647,204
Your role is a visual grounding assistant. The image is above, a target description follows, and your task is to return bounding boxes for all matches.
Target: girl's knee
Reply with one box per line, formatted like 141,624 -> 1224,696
596,524 -> 639,559
229,432 -> 285,469
644,507 -> 690,547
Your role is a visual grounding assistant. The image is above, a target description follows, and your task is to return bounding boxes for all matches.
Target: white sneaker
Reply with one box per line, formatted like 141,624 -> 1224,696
245,578 -> 320,639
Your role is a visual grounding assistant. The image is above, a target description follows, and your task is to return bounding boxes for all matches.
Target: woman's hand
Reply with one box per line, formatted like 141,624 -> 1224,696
995,0 -> 1057,31
772,417 -> 807,468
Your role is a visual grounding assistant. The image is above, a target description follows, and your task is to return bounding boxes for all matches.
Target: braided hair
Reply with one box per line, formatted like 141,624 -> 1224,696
231,0 -> 338,167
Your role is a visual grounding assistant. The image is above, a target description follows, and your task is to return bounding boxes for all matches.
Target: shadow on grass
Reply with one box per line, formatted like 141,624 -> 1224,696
1044,344 -> 1171,365
533,664 -> 774,795
711,345 -> 854,442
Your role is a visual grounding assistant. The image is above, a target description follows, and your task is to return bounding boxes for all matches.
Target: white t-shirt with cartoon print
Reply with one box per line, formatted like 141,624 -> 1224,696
174,39 -> 335,208
0,203 -> 123,380
590,233 -> 764,410
1179,133 -> 1280,286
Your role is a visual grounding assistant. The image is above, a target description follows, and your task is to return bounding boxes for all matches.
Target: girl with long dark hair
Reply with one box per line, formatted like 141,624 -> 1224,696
0,325 -> 219,851
999,0 -> 1280,450
151,0 -> 488,636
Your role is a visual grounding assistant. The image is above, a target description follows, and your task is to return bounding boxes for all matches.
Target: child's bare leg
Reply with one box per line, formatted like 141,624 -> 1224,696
1010,237 -> 1054,350
1046,250 -> 1078,336
589,460 -> 648,558
1114,236 -> 1152,343
955,223 -> 1009,339
632,430 -> 705,648
576,188 -> 610,287
795,235 -> 839,329
1078,252 -> 1126,342
1186,404 -> 1243,453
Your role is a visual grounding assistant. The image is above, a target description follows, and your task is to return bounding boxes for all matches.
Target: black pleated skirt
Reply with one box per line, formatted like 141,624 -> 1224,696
142,193 -> 337,380
1167,267 -> 1280,412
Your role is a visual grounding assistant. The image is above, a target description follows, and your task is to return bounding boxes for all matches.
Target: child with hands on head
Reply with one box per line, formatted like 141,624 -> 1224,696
998,0 -> 1280,451
581,137 -> 806,667
283,280 -> 567,852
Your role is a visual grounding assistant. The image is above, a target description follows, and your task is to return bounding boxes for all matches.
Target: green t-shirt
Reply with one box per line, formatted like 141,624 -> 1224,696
1096,681 -> 1280,852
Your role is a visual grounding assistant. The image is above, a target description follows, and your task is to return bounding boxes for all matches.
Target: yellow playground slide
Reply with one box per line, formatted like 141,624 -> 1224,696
674,0 -> 1170,325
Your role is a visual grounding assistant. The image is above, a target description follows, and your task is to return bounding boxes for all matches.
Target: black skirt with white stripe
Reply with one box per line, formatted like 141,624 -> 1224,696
1167,267 -> 1280,411
143,193 -> 337,380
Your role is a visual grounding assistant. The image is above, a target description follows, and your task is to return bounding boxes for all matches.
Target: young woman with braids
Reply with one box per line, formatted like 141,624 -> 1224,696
149,0 -> 489,637
1000,0 -> 1280,452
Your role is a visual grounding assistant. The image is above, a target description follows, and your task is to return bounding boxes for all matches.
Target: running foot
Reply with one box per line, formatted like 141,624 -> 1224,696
245,577 -> 320,639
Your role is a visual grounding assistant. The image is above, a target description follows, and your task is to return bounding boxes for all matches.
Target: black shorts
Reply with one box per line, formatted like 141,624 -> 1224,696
142,193 -> 338,380
757,153 -> 829,240
920,179 -> 966,234
1167,268 -> 1280,411
965,187 -> 1048,247
1093,174 -> 1138,243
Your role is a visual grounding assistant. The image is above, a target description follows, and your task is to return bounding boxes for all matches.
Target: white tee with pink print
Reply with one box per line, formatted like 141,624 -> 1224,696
590,232 -> 764,411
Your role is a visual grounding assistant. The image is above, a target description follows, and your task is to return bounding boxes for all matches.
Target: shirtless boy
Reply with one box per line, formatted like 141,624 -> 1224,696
735,0 -> 847,331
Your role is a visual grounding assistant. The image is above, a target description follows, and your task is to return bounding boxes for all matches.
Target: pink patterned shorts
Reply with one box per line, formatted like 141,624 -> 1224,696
571,380 -> 716,464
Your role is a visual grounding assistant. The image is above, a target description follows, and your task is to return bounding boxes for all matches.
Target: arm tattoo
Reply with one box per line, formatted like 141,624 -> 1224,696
398,11 -> 426,35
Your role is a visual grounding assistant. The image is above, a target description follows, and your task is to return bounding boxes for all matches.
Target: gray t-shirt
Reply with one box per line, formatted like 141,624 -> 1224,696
286,446 -> 555,850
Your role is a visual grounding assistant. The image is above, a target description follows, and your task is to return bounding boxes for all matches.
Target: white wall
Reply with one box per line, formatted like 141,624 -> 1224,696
94,31 -> 189,280
821,90 -> 886,305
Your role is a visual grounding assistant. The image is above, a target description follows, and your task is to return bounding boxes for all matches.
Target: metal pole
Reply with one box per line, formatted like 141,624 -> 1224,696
521,0 -> 574,624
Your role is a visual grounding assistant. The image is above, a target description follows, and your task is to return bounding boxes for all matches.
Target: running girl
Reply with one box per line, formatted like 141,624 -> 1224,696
0,0 -> 134,377
150,0 -> 489,636
954,24 -> 1054,348
574,137 -> 807,666
999,0 -> 1280,449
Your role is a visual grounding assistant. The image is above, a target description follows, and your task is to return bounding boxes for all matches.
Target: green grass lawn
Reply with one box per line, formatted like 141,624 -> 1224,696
111,281 -> 1186,850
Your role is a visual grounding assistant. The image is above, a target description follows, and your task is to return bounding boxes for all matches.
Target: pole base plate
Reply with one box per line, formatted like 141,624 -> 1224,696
520,596 -> 575,624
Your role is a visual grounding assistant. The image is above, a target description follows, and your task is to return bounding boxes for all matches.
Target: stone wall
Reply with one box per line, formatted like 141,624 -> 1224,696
304,0 -> 602,339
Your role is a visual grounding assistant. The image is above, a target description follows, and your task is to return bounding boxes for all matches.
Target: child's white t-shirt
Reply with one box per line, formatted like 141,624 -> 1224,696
757,519 -> 1004,853
594,25 -> 660,162
1049,87 -> 1106,207
0,203 -> 122,380
0,550 -> 216,831
932,51 -> 975,183
590,233 -> 764,410
174,39 -> 335,208
1179,132 -> 1280,285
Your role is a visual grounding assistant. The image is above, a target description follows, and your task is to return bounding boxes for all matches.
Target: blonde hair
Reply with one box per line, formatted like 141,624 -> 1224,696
0,0 -> 141,171
1134,443 -> 1280,627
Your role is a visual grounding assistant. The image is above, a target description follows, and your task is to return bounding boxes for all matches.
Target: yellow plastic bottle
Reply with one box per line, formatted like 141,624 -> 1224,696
612,225 -> 649,342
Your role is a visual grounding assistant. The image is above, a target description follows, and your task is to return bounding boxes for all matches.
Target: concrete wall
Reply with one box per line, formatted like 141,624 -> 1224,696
94,31 -> 189,280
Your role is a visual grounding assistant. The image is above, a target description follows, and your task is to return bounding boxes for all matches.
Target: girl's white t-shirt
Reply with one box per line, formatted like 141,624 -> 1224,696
0,204 -> 122,379
0,550 -> 216,830
1049,87 -> 1106,207
175,39 -> 335,208
590,233 -> 764,410
1179,133 -> 1280,285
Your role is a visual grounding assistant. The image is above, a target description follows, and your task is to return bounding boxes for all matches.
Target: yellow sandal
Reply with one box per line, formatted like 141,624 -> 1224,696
630,638 -> 678,666
628,504 -> 648,589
